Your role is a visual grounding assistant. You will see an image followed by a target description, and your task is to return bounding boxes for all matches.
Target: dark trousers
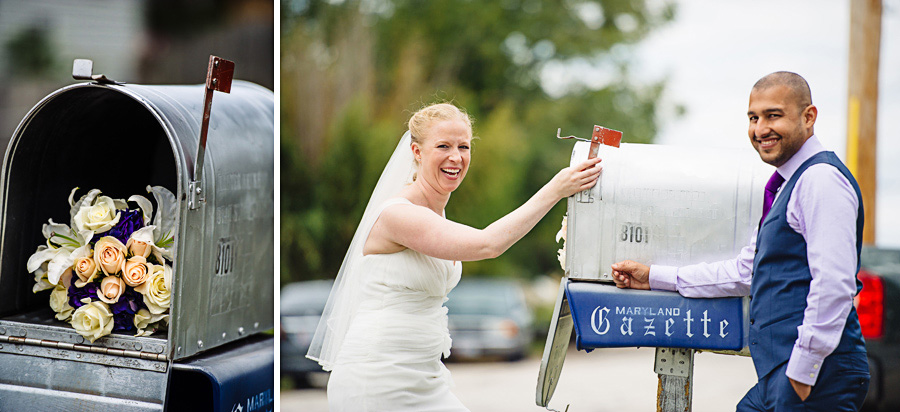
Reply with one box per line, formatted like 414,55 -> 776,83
736,352 -> 869,412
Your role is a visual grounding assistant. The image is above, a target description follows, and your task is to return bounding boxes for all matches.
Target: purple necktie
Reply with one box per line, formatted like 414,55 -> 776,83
761,171 -> 785,222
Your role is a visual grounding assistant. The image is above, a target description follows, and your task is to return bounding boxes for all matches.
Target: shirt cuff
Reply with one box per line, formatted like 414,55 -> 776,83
649,265 -> 678,292
785,345 -> 826,386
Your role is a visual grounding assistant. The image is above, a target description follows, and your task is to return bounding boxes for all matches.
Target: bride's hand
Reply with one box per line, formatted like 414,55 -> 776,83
550,157 -> 602,199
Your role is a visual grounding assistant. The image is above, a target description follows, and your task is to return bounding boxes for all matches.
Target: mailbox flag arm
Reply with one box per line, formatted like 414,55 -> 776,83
191,55 -> 235,210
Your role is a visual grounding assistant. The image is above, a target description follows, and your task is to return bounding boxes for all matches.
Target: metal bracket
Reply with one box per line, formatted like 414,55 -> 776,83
190,55 -> 235,211
575,185 -> 595,203
654,347 -> 693,377
560,125 -> 620,204
72,59 -> 123,85
189,180 -> 204,210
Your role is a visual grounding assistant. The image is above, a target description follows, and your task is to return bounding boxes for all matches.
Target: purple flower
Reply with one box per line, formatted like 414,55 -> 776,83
92,209 -> 143,245
112,312 -> 136,332
110,287 -> 146,333
68,282 -> 99,308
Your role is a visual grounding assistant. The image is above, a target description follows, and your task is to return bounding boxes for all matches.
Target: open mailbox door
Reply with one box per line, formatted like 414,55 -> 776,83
538,139 -> 770,408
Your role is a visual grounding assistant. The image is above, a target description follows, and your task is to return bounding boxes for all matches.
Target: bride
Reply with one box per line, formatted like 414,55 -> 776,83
307,103 -> 601,411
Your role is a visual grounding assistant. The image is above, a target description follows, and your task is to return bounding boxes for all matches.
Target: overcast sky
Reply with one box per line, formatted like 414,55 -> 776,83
628,0 -> 900,247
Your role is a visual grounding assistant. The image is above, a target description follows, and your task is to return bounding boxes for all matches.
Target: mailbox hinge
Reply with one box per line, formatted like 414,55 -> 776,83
0,334 -> 168,362
72,59 -> 123,85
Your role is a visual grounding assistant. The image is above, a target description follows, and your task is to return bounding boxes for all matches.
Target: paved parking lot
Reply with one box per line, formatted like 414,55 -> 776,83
280,346 -> 758,411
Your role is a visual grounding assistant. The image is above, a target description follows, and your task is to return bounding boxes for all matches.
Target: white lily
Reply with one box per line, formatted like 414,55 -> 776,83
128,226 -> 170,263
32,262 -> 54,293
128,193 -> 153,226
145,186 -> 177,260
27,219 -> 93,286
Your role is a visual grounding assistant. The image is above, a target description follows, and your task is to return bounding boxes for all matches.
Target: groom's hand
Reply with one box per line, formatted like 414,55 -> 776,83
611,260 -> 651,290
790,378 -> 812,401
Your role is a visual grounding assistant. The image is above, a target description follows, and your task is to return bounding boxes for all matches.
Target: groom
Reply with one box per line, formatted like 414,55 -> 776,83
610,72 -> 869,411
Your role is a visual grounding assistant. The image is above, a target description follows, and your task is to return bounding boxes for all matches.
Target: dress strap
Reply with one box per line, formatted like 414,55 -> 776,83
379,197 -> 414,210
358,197 -> 415,247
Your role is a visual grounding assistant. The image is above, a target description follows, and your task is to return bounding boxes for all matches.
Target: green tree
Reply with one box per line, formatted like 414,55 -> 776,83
281,0 -> 677,284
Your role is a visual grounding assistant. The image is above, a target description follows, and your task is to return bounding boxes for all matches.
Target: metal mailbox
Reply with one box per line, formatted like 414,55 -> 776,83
0,75 -> 273,409
566,141 -> 773,280
538,139 -> 773,407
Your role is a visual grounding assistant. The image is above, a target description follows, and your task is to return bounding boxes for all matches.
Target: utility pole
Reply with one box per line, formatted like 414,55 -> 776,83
846,0 -> 882,244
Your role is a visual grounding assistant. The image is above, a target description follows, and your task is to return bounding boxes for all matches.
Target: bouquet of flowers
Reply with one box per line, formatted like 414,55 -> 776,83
27,187 -> 176,343
556,214 -> 567,271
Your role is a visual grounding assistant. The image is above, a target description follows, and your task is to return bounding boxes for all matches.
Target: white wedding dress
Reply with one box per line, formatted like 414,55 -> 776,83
326,198 -> 469,412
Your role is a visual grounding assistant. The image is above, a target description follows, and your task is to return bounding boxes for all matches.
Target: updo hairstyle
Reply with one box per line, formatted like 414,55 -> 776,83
407,103 -> 473,158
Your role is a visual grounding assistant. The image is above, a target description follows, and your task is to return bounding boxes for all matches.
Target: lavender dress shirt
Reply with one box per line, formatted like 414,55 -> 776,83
648,135 -> 860,386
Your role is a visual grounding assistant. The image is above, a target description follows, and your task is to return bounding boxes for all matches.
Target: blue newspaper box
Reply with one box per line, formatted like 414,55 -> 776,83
566,280 -> 746,351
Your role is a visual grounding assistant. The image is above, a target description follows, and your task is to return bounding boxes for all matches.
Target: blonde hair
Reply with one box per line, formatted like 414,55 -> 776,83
407,103 -> 473,147
406,103 -> 473,181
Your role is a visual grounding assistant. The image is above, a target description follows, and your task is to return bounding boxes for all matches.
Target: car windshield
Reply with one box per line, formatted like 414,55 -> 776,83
446,294 -> 510,316
280,280 -> 333,316
446,280 -> 519,316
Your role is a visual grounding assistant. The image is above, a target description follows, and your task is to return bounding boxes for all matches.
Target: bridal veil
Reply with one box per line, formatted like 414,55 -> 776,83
306,131 -> 416,371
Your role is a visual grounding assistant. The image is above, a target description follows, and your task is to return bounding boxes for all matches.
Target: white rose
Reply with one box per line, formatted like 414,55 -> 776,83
70,301 -> 114,343
133,308 -> 168,337
50,284 -> 74,321
74,193 -> 122,233
135,263 -> 171,315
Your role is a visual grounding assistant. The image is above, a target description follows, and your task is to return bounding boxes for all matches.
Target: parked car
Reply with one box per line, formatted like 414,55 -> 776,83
859,247 -> 900,411
445,278 -> 534,361
280,279 -> 333,386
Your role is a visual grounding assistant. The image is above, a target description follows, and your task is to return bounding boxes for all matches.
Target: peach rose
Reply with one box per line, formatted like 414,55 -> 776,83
122,256 -> 150,287
98,275 -> 126,304
74,256 -> 99,287
127,239 -> 152,259
93,236 -> 126,275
